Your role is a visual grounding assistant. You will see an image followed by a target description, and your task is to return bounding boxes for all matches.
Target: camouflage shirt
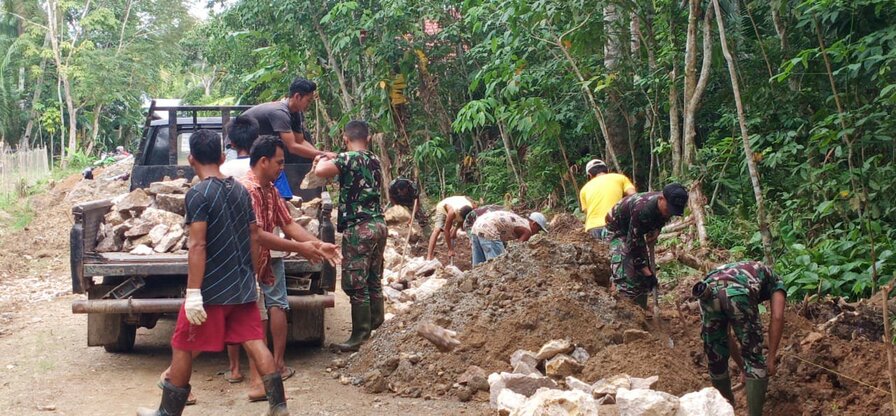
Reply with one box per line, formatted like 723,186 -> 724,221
704,261 -> 786,303
605,192 -> 669,270
333,150 -> 384,232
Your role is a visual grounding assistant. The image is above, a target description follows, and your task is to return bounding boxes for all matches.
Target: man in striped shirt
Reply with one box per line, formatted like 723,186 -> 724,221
137,130 -> 289,416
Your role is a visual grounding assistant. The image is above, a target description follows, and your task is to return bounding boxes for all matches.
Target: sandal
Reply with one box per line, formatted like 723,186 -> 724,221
280,366 -> 296,381
225,374 -> 245,383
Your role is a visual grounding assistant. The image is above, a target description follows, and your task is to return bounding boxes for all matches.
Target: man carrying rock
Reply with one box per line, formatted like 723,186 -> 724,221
137,130 -> 289,416
693,261 -> 785,416
240,135 -> 340,400
426,195 -> 476,261
470,211 -> 548,262
314,120 -> 388,352
579,159 -> 636,240
605,183 -> 688,309
461,204 -> 504,266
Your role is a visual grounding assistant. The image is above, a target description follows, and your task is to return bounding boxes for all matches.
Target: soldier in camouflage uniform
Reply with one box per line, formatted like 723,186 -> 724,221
605,183 -> 689,309
693,261 -> 786,416
314,120 -> 388,352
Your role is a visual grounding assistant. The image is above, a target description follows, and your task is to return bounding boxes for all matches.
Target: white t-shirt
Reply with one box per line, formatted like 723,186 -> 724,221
472,211 -> 529,241
220,157 -> 251,181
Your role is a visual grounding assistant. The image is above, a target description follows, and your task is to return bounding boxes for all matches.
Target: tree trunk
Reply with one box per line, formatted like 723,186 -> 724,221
86,103 -> 102,155
603,4 -> 622,71
313,19 -> 354,112
669,63 -> 681,177
682,1 -> 713,170
370,133 -> 393,200
23,34 -> 50,147
548,35 -> 621,170
688,180 -> 709,246
497,122 -> 524,197
711,0 -> 774,263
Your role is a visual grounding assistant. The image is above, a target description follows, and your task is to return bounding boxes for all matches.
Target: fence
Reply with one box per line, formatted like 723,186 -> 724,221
0,147 -> 50,194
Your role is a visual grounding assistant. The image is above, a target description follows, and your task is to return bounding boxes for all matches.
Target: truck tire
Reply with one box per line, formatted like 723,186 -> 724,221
288,307 -> 326,347
103,319 -> 137,353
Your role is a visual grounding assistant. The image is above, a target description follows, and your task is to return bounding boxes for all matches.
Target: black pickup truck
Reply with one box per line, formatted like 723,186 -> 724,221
69,104 -> 336,352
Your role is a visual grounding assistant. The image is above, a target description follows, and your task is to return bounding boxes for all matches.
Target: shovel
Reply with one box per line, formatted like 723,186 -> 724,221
650,243 -> 674,349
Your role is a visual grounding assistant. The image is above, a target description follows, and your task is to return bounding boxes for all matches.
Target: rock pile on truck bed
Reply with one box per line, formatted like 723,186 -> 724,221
94,178 -> 323,255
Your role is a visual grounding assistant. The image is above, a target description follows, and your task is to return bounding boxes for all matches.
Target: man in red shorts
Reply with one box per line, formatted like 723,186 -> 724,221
137,130 -> 288,416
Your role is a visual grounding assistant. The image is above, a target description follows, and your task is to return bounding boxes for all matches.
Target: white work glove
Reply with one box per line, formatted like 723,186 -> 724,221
184,288 -> 207,326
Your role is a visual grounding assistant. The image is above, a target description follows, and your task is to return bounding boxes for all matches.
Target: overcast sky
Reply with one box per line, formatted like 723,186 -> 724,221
188,0 -> 231,20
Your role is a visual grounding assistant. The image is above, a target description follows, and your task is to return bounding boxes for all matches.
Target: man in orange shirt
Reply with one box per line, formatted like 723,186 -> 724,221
579,159 -> 636,240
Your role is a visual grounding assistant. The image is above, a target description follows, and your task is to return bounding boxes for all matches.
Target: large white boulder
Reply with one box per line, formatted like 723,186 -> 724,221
511,388 -> 601,416
616,388 -> 679,416
675,387 -> 734,416
489,372 -> 560,407
535,339 -> 575,361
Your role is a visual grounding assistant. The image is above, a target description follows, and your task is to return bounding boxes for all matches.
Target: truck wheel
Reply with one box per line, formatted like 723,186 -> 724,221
103,319 -> 137,353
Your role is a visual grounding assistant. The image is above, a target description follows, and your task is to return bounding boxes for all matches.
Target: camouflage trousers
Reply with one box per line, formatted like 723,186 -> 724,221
700,284 -> 768,380
609,237 -> 654,305
341,218 -> 388,305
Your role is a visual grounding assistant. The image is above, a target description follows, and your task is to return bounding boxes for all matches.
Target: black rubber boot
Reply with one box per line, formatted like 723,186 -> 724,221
370,297 -> 385,331
711,376 -> 736,406
136,380 -> 190,416
333,303 -> 371,352
263,372 -> 289,416
745,377 -> 768,416
634,293 -> 649,310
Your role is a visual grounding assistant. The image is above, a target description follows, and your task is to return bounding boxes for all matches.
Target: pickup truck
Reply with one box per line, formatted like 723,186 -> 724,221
69,104 -> 336,352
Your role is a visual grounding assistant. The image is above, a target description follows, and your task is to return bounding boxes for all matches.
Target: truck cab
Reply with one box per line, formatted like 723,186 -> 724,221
69,104 -> 336,352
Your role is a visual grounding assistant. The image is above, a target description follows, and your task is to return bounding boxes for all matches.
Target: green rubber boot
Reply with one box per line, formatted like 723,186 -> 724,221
745,377 -> 768,416
334,303 -> 371,352
370,297 -> 385,331
711,377 -> 736,406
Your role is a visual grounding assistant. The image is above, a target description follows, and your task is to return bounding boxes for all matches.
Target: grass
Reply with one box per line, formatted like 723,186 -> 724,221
0,160 -> 87,231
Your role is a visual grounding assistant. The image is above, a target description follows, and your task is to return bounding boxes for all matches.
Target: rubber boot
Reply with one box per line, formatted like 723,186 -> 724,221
745,377 -> 769,416
262,372 -> 289,416
333,303 -> 371,352
711,377 -> 736,406
634,293 -> 649,310
370,297 -> 385,331
136,380 -> 190,416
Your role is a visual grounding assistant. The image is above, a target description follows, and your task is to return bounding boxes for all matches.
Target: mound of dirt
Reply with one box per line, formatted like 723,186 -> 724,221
344,230 -> 685,400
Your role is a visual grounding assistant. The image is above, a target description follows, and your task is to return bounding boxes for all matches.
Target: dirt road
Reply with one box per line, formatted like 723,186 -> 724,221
0,290 -> 485,415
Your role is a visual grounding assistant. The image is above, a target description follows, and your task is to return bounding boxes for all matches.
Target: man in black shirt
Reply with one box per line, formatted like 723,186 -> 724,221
241,77 -> 335,162
137,130 -> 289,416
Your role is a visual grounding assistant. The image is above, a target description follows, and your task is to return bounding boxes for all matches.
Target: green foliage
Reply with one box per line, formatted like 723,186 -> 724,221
2,0 -> 894,304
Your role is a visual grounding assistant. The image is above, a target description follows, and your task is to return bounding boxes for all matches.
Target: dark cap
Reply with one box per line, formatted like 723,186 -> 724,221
662,183 -> 689,216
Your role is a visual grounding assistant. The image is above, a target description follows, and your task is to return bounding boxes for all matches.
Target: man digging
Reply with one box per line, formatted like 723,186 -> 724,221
693,261 -> 786,416
470,210 -> 548,262
605,183 -> 688,309
426,195 -> 476,262
137,130 -> 289,416
314,120 -> 388,352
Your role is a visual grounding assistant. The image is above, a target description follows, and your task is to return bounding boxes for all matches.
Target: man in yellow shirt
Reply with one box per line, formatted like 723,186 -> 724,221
579,159 -> 636,240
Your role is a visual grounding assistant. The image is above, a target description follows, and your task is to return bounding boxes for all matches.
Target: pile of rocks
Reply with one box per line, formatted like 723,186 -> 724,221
489,340 -> 734,416
380,251 -> 465,312
95,178 -> 323,255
